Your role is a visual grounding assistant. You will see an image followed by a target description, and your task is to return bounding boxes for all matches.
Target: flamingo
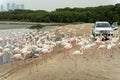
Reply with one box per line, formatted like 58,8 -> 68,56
106,42 -> 113,57
41,44 -> 52,63
11,53 -> 25,67
12,45 -> 31,66
49,41 -> 57,56
63,41 -> 72,59
76,40 -> 84,49
95,37 -> 101,47
72,48 -> 84,66
96,43 -> 106,58
12,47 -> 20,55
106,40 -> 118,58
35,48 -> 42,57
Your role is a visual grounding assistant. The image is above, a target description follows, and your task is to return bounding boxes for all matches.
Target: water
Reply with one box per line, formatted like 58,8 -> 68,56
0,28 -> 32,37
0,24 -> 32,30
0,21 -> 61,25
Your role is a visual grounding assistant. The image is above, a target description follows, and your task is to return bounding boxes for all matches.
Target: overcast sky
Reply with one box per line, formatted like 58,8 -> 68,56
0,0 -> 120,11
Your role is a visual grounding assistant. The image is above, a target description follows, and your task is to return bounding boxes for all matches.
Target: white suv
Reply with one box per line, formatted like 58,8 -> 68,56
92,21 -> 117,39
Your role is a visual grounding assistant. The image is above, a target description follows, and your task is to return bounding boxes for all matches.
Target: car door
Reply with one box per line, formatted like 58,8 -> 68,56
112,22 -> 118,28
92,23 -> 95,35
112,22 -> 118,30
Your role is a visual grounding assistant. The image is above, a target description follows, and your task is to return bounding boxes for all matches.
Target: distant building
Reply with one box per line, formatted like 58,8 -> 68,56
16,4 -> 20,9
21,4 -> 24,9
0,3 -> 25,11
12,3 -> 15,10
0,5 -> 4,11
7,3 -> 11,11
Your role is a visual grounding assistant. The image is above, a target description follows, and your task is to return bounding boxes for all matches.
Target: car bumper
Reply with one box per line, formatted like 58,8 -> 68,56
94,33 -> 114,39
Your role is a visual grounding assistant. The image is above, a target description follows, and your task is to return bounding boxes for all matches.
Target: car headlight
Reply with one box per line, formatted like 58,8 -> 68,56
95,30 -> 99,33
110,30 -> 114,34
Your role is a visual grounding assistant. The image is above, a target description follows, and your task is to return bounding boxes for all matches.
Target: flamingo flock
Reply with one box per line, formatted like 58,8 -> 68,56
0,24 -> 119,70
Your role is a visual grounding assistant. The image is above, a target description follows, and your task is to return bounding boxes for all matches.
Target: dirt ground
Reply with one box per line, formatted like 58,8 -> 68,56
0,23 -> 120,80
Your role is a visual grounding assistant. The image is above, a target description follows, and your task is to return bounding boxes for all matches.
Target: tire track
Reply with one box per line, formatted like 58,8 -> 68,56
0,68 -> 17,80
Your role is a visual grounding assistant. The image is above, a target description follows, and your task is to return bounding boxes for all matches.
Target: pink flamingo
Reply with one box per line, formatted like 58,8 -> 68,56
11,49 -> 27,68
72,49 -> 84,66
63,41 -> 72,59
96,44 -> 106,58
41,44 -> 52,63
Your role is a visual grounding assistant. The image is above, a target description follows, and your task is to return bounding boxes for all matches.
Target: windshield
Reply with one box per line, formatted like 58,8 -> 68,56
96,23 -> 110,28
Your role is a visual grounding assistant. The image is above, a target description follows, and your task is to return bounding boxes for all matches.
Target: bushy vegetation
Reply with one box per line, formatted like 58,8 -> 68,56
0,3 -> 120,24
29,24 -> 44,29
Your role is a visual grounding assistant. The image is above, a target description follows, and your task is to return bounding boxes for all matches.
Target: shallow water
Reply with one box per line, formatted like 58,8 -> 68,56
0,24 -> 32,30
0,28 -> 32,37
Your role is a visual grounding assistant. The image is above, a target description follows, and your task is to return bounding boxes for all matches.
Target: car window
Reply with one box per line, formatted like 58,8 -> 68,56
96,23 -> 110,27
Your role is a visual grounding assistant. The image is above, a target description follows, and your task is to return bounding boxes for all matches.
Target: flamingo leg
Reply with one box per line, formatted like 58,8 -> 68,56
36,62 -> 38,72
82,50 -> 87,59
22,60 -> 26,68
49,53 -> 53,60
110,49 -> 112,57
28,59 -> 33,73
97,48 -> 102,58
51,49 -> 55,59
45,54 -> 47,63
42,54 -> 46,64
45,53 -> 48,63
34,58 -> 39,72
99,49 -> 103,57
13,58 -> 20,68
74,55 -> 77,67
52,49 -> 54,56
106,49 -> 110,58
93,47 -> 96,54
66,49 -> 69,58
67,50 -> 75,65
63,49 -> 66,59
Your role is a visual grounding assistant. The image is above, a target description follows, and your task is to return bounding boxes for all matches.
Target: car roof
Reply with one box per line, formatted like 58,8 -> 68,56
95,21 -> 109,24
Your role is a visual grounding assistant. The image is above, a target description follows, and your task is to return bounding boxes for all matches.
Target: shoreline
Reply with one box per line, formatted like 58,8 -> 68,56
0,24 -> 32,30
0,22 -> 64,30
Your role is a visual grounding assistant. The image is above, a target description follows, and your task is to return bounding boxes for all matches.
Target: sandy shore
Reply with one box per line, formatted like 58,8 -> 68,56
0,23 -> 120,80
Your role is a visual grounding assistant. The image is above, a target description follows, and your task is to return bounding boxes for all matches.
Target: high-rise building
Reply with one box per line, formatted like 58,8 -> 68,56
7,3 -> 11,11
0,5 -> 4,11
4,3 -> 25,11
0,5 -> 1,11
1,5 -> 4,11
21,4 -> 24,9
12,3 -> 15,10
16,4 -> 19,9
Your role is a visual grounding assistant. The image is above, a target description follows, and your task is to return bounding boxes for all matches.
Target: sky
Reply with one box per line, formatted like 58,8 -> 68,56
0,0 -> 120,11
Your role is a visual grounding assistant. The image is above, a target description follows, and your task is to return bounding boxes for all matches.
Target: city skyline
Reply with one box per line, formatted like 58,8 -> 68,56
0,0 -> 120,11
0,3 -> 24,11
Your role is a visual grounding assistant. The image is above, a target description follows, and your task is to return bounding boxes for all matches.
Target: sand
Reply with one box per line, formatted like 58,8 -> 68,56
0,23 -> 120,80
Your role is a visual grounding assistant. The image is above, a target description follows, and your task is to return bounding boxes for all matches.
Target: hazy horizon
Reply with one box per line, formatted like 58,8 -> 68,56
0,0 -> 120,11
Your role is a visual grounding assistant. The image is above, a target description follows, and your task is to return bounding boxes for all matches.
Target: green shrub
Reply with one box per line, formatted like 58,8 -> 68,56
29,24 -> 44,29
